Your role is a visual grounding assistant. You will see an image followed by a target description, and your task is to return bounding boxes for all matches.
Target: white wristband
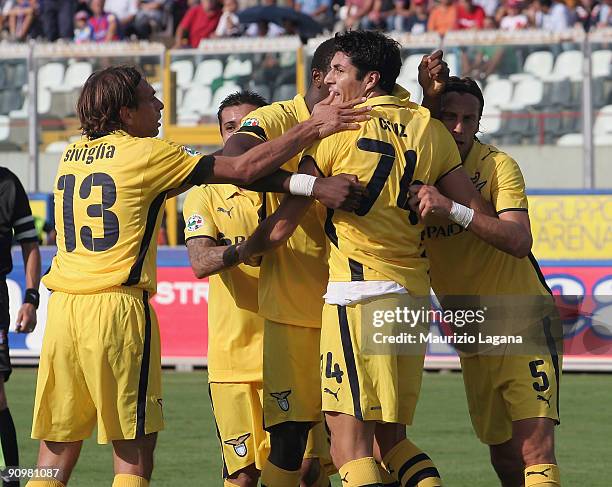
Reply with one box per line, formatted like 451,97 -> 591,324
289,174 -> 317,197
449,201 -> 475,228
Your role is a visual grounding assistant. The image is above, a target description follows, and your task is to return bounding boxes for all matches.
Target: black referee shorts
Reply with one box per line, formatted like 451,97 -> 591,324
0,280 -> 12,382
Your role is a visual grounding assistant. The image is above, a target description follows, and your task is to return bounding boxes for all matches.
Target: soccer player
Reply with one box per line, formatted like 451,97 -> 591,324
26,66 -> 368,487
0,167 -> 41,487
237,31 -> 493,486
414,77 -> 561,487
221,39 -> 346,487
183,91 -> 331,487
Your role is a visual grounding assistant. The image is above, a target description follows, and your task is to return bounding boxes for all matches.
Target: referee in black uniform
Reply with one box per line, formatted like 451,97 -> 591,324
0,167 -> 41,486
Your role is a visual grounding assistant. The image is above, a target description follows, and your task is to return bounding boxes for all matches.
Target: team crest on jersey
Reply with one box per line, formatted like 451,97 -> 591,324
242,118 -> 259,127
271,390 -> 291,411
182,146 -> 201,157
224,433 -> 250,457
186,214 -> 204,232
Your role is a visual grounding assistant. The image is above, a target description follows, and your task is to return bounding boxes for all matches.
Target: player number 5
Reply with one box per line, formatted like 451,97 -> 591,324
529,359 -> 550,392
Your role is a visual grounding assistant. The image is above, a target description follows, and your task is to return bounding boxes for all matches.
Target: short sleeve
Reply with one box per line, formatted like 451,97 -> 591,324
490,154 -> 528,214
183,186 -> 218,242
146,138 -> 206,193
427,120 -> 462,184
9,171 -> 37,243
235,103 -> 297,143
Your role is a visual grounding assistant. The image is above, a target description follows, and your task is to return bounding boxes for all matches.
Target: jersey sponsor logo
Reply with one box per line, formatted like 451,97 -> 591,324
270,390 -> 291,411
526,467 -> 552,478
323,387 -> 340,401
242,118 -> 259,127
217,232 -> 245,246
423,222 -> 466,239
64,143 -> 116,164
216,206 -> 234,218
186,214 -> 204,232
182,146 -> 201,157
224,433 -> 250,457
536,394 -> 551,408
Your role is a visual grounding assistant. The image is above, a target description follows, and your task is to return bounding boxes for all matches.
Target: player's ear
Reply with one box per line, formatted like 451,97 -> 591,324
364,71 -> 381,93
312,69 -> 322,88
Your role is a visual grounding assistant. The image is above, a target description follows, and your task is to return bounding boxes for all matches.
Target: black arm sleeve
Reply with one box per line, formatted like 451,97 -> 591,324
185,155 -> 216,186
9,172 -> 37,243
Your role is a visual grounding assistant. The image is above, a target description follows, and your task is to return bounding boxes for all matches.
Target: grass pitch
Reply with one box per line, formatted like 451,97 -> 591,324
7,369 -> 609,486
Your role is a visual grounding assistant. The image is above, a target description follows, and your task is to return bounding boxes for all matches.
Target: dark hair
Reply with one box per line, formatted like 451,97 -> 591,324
77,65 -> 142,139
444,76 -> 485,117
540,0 -> 552,8
216,91 -> 268,129
310,37 -> 336,73
332,30 -> 402,94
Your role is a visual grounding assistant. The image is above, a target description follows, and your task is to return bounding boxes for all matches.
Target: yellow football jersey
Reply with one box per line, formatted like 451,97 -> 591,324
43,131 -> 203,294
235,95 -> 328,328
304,86 -> 461,296
183,185 -> 263,383
423,139 -> 551,297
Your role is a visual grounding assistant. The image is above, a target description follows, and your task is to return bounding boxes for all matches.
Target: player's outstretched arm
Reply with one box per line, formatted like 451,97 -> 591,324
408,170 -> 533,258
237,156 -> 362,261
224,134 -> 366,210
186,237 -> 245,278
202,95 -> 371,186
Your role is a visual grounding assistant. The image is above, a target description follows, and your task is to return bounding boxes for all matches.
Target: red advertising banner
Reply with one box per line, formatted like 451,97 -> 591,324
150,263 -> 612,369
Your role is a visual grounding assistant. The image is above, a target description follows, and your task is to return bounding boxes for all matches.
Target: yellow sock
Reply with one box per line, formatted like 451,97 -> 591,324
378,463 -> 400,486
382,439 -> 442,487
224,481 -> 237,487
525,464 -> 561,486
26,481 -> 65,487
260,459 -> 301,487
338,457 -> 381,487
310,460 -> 331,487
112,474 -> 149,487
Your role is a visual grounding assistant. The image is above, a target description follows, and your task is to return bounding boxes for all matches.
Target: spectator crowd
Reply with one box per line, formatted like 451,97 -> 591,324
0,0 -> 609,45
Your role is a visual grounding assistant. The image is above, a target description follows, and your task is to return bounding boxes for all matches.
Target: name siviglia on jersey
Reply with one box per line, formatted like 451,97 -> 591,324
183,184 -> 264,383
303,85 -> 461,296
423,139 -> 552,298
235,95 -> 328,328
43,131 -> 204,294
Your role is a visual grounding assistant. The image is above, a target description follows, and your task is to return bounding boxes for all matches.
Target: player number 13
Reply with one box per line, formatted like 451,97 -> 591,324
57,172 -> 120,252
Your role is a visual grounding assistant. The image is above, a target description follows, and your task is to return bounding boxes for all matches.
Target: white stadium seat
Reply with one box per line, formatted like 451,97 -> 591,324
223,57 -> 253,78
549,50 -> 583,82
177,85 -> 212,124
51,61 -> 93,93
171,60 -> 194,88
483,79 -> 513,108
45,140 -> 70,153
556,104 -> 612,145
501,78 -> 543,110
592,50 -> 612,78
191,59 -> 224,87
38,62 -> 65,90
510,50 -> 554,82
